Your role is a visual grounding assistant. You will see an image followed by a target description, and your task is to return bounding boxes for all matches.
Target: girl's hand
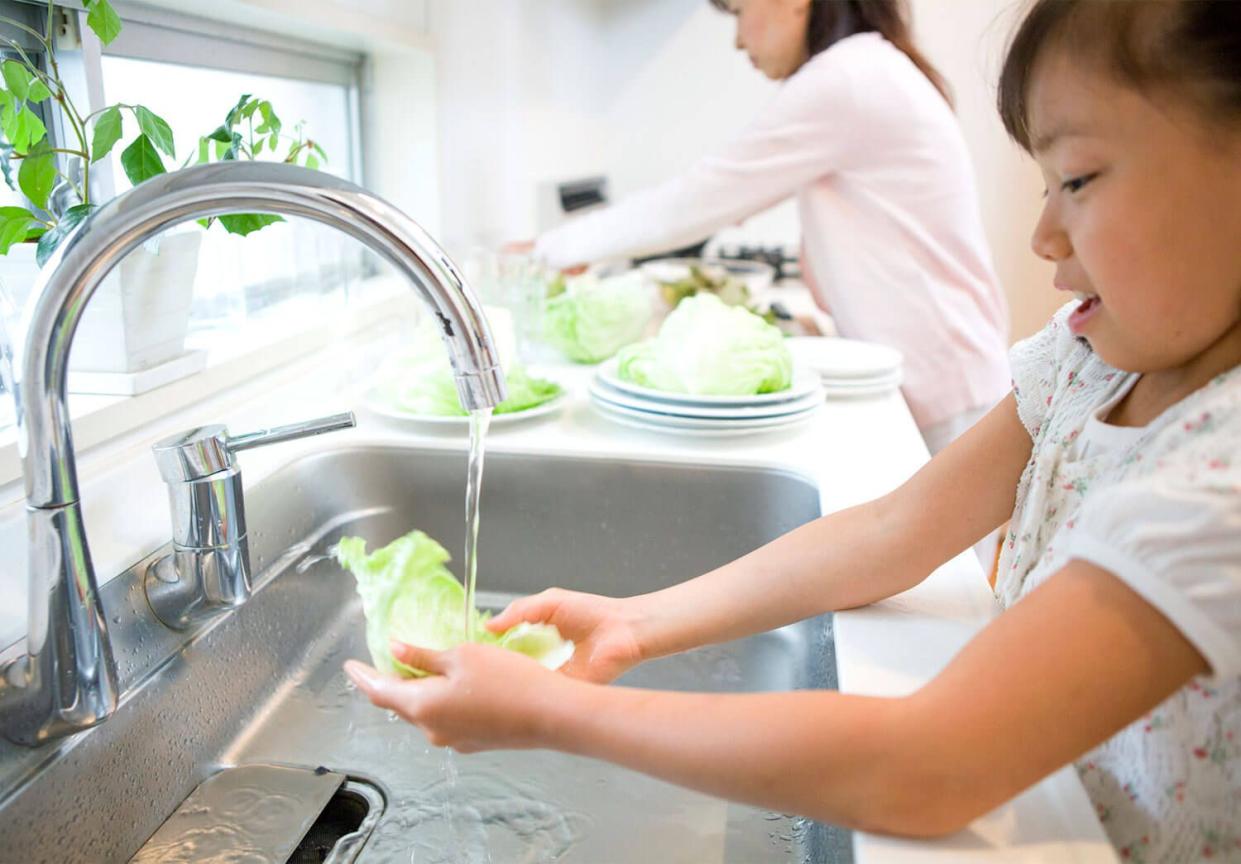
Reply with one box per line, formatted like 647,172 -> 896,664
486,588 -> 646,683
343,641 -> 575,753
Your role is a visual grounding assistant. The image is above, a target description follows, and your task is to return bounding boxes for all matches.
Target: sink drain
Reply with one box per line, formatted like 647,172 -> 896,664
291,778 -> 385,863
130,764 -> 385,864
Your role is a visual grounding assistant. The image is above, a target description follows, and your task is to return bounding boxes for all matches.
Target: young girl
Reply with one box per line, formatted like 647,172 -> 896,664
532,0 -> 1011,454
346,0 -> 1241,857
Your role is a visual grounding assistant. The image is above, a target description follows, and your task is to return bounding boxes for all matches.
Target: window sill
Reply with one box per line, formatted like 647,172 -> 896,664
0,274 -> 415,494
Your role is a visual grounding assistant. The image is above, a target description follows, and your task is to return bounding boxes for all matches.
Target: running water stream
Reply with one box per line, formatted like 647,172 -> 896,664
463,407 -> 492,642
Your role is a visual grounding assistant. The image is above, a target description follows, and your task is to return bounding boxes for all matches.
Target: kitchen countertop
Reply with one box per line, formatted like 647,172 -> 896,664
0,300 -> 1117,863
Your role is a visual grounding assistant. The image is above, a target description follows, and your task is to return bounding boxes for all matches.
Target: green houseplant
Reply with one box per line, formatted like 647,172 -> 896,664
0,0 -> 327,384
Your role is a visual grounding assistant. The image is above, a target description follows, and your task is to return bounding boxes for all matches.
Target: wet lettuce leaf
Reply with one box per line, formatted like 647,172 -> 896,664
542,271 -> 652,363
334,531 -> 574,677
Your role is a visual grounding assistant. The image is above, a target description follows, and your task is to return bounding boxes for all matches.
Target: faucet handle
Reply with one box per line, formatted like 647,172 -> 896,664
152,412 -> 356,483
226,411 -> 356,453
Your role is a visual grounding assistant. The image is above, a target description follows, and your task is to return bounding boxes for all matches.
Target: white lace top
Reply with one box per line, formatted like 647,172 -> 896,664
999,303 -> 1241,862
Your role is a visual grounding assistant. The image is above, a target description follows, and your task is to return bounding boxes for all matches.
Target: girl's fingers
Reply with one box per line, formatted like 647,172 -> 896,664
487,594 -> 552,632
343,660 -> 390,706
390,640 -> 449,675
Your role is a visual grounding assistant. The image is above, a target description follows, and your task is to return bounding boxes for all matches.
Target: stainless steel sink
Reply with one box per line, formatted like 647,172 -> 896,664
0,445 -> 850,862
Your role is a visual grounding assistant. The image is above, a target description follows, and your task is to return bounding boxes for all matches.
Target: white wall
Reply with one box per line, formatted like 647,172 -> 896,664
428,0 -> 797,255
908,0 -> 1058,340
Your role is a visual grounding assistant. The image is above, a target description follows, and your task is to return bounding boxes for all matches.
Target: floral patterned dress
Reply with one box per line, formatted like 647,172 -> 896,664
998,304 -> 1241,862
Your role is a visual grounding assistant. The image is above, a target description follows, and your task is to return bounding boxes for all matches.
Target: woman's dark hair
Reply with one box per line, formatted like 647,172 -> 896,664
708,0 -> 951,104
998,0 -> 1241,151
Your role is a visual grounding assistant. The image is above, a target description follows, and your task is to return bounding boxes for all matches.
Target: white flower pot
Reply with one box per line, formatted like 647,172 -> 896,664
70,231 -> 202,374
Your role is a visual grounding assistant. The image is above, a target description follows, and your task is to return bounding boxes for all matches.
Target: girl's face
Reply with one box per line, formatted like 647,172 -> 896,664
727,0 -> 811,80
1026,50 -> 1241,380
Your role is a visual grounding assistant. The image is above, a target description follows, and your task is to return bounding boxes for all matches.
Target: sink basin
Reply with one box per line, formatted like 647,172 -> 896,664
0,445 -> 850,862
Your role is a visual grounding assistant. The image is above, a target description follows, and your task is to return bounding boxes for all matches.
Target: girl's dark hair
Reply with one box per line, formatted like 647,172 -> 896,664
999,0 -> 1241,151
709,0 -> 952,104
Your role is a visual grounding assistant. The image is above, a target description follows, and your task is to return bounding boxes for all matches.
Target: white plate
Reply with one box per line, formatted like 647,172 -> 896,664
822,379 -> 902,399
786,337 -> 903,380
815,368 -> 903,389
590,377 -> 824,420
591,398 -> 818,437
591,393 -> 820,430
365,389 -> 569,427
596,357 -> 821,407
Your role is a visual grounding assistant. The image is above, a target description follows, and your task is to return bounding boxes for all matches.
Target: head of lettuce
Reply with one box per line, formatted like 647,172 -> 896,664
617,293 -> 792,396
334,531 -> 574,677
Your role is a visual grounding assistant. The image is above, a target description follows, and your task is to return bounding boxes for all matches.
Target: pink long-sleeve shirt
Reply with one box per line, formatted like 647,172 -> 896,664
536,32 -> 1012,431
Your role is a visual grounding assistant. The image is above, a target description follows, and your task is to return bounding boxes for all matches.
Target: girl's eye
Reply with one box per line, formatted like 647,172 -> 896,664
1061,173 -> 1098,194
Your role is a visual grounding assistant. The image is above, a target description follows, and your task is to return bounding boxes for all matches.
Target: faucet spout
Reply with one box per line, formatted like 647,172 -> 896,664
0,162 -> 507,745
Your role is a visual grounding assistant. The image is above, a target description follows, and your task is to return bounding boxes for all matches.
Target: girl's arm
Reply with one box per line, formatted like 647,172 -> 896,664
349,556 -> 1207,837
494,393 -> 1033,668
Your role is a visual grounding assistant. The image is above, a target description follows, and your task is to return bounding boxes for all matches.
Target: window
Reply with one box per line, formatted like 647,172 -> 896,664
0,0 -> 379,437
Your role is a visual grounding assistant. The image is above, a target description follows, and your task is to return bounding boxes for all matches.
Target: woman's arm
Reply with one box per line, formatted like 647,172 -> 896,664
349,556 -> 1207,836
535,58 -> 860,269
621,392 -> 1032,660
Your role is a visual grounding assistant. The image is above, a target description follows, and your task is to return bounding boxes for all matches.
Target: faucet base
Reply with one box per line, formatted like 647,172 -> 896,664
145,540 -> 252,631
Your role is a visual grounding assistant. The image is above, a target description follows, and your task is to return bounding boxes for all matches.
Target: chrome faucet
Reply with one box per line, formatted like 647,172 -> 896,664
146,412 -> 357,630
0,162 -> 507,746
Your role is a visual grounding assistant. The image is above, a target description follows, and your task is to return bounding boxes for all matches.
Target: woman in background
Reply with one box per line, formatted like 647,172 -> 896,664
535,0 -> 1011,453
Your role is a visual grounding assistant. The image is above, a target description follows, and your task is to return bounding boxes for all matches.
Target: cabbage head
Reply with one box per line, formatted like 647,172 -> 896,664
334,531 -> 574,677
542,271 -> 651,363
617,293 -> 792,395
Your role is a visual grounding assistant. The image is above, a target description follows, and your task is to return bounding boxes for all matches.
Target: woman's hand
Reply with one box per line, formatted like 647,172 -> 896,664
486,588 -> 647,683
344,641 -> 576,753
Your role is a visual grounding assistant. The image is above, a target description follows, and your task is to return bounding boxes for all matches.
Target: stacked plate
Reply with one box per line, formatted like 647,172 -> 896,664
590,358 -> 824,437
785,337 -> 903,398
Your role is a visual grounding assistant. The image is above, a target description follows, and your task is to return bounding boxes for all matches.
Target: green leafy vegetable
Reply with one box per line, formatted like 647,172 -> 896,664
382,364 -> 561,418
373,311 -> 562,417
617,293 -> 792,395
542,271 -> 651,363
334,531 -> 574,677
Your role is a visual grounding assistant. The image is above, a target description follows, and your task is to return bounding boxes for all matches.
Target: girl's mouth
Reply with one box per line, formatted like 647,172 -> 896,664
1068,292 -> 1102,335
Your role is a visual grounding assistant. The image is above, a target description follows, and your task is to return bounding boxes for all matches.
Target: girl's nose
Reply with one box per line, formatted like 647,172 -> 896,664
1030,201 -> 1071,262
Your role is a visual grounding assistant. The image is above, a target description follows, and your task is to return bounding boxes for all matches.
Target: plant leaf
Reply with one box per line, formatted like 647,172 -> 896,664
18,139 -> 56,210
218,213 -> 283,236
84,0 -> 123,45
304,153 -> 319,171
1,61 -> 33,102
255,100 -> 281,137
120,134 -> 166,186
27,79 -> 51,103
224,93 -> 250,128
91,105 -> 123,163
134,106 -> 175,158
35,203 -> 94,267
0,141 -> 16,191
206,124 -> 232,143
3,103 -> 47,153
0,205 -> 38,255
